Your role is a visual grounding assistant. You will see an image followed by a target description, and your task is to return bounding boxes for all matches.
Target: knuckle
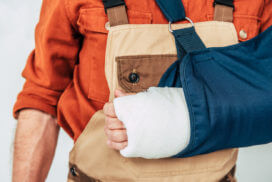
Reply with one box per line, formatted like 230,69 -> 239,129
113,119 -> 121,126
113,143 -> 121,150
111,119 -> 119,127
109,142 -> 118,150
112,132 -> 120,140
105,117 -> 110,124
108,123 -> 115,129
108,119 -> 120,129
107,130 -> 127,142
111,131 -> 121,141
108,130 -> 114,140
103,102 -> 116,117
109,105 -> 115,115
119,142 -> 127,150
119,131 -> 127,141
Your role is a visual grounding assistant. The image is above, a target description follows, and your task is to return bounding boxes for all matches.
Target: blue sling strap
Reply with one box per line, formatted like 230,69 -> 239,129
155,0 -> 186,23
155,0 -> 272,158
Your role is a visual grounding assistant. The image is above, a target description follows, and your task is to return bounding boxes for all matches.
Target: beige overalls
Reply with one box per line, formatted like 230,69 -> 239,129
68,3 -> 238,182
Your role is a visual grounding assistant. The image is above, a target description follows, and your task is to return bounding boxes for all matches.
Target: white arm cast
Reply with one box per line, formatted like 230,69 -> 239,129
113,87 -> 190,159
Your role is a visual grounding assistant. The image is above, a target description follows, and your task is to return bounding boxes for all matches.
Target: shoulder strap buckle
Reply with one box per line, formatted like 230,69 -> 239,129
102,0 -> 126,13
213,0 -> 234,10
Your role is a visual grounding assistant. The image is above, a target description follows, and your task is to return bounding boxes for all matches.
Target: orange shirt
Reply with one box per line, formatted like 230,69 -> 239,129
13,0 -> 272,141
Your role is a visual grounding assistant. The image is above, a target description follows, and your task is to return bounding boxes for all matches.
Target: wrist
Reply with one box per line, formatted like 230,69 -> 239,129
18,109 -> 57,123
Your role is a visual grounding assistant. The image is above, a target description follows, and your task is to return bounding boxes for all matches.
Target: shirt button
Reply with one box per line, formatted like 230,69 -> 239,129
70,166 -> 77,177
105,21 -> 110,31
239,30 -> 248,40
128,72 -> 140,83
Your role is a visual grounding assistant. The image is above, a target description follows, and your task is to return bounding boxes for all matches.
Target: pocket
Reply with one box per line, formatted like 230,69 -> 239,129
233,15 -> 261,41
77,7 -> 153,34
116,55 -> 178,93
76,7 -> 153,103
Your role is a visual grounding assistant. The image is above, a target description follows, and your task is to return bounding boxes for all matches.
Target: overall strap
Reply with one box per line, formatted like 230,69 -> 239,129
102,0 -> 234,27
214,0 -> 234,22
102,0 -> 128,26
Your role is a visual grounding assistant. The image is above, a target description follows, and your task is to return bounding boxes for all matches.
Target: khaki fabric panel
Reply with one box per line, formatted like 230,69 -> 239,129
69,110 -> 238,182
68,163 -> 101,182
69,110 -> 136,182
219,166 -> 236,182
105,21 -> 238,101
69,21 -> 239,182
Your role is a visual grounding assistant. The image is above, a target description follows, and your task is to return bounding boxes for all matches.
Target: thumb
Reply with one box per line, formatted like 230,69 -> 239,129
114,89 -> 134,98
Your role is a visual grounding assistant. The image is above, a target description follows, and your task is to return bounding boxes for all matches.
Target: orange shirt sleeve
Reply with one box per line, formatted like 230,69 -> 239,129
13,0 -> 81,119
261,0 -> 272,32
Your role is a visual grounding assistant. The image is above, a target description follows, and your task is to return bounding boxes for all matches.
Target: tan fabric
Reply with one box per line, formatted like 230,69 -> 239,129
219,166 -> 236,182
68,163 -> 101,182
214,4 -> 234,22
69,111 -> 238,182
68,21 -> 239,182
107,5 -> 129,27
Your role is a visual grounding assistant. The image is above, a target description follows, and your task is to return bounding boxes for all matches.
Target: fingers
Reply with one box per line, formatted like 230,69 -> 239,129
103,102 -> 116,117
103,95 -> 131,151
104,127 -> 128,143
104,90 -> 136,118
104,116 -> 128,150
114,89 -> 135,98
107,140 -> 128,150
105,117 -> 125,130
114,89 -> 127,97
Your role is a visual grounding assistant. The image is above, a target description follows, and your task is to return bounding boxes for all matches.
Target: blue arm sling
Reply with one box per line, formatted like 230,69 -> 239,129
156,0 -> 272,157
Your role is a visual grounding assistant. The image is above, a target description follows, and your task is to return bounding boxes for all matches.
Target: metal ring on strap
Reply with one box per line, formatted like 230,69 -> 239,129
169,17 -> 195,33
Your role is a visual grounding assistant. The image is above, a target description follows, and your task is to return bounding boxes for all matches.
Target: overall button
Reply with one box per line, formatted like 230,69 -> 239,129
70,166 -> 77,177
239,30 -> 248,40
129,72 -> 140,83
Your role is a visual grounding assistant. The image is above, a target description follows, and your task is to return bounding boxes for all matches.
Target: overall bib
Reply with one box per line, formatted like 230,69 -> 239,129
68,1 -> 239,181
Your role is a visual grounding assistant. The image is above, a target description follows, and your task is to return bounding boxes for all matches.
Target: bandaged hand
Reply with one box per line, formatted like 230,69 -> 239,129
103,90 -> 134,150
112,87 -> 191,159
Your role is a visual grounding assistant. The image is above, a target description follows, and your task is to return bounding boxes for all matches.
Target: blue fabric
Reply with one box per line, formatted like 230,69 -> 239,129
158,60 -> 182,87
159,26 -> 272,157
155,0 -> 186,22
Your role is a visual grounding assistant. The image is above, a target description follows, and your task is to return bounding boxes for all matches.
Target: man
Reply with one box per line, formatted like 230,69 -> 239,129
13,0 -> 272,181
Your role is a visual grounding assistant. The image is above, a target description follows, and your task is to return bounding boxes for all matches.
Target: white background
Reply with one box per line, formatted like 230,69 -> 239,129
0,0 -> 272,181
